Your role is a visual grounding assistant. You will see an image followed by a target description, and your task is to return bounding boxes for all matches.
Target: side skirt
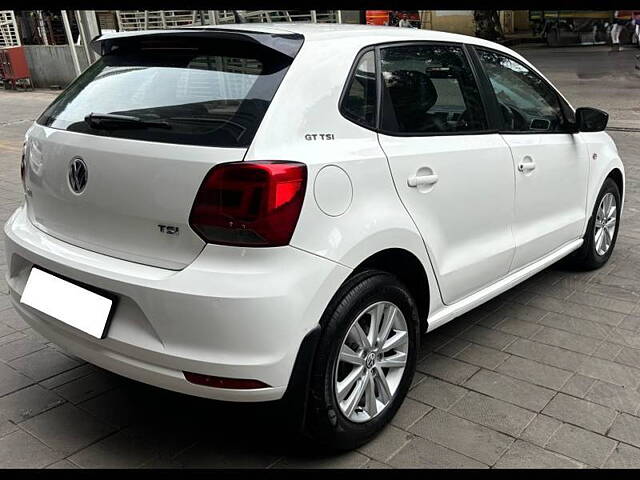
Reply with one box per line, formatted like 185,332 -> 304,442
426,238 -> 583,332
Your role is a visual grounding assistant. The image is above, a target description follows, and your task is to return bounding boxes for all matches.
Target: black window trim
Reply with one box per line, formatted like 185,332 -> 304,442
338,45 -> 379,131
467,44 -> 578,135
339,40 -> 501,137
375,40 -> 499,138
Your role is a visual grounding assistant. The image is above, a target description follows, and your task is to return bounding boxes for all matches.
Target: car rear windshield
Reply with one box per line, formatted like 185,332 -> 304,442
37,34 -> 300,148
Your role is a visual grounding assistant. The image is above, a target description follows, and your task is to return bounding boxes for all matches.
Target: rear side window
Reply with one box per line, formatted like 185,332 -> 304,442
37,36 -> 300,147
380,44 -> 487,134
476,49 -> 568,133
341,50 -> 377,129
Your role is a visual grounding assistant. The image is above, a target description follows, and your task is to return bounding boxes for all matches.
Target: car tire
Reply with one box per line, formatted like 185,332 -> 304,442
569,177 -> 621,270
303,270 -> 419,451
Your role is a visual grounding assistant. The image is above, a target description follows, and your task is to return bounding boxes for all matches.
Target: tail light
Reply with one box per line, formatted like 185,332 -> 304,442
189,161 -> 307,247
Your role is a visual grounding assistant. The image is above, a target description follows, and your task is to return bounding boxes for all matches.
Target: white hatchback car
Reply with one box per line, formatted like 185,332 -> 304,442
4,24 -> 624,449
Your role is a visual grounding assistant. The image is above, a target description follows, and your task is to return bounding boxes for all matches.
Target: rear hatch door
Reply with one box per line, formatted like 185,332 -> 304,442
25,29 -> 302,269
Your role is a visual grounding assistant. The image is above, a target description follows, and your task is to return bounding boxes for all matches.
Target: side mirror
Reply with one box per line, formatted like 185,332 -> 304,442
575,107 -> 608,132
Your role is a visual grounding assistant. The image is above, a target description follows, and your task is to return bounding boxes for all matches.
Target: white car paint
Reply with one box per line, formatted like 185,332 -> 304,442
3,23 -> 625,402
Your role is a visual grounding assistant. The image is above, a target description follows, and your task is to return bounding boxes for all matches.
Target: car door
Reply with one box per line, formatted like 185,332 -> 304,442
377,43 -> 516,305
473,48 -> 589,271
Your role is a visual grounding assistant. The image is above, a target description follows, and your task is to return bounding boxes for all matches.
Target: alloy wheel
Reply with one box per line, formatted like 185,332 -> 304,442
334,301 -> 409,423
594,192 -> 617,256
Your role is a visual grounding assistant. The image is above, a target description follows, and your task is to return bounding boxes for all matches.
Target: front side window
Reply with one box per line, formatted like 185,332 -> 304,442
477,49 -> 568,133
380,44 -> 487,134
341,50 -> 377,128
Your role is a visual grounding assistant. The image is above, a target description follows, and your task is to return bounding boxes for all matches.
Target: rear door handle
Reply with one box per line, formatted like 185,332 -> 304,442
517,157 -> 536,173
408,174 -> 439,188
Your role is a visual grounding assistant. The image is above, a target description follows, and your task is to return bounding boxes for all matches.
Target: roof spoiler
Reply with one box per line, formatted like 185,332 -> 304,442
91,28 -> 304,59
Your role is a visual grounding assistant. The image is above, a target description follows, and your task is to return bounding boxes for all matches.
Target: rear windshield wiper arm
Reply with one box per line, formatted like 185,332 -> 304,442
84,112 -> 171,130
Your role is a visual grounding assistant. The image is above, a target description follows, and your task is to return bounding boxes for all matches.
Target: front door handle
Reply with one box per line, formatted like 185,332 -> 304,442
517,157 -> 536,173
408,173 -> 439,188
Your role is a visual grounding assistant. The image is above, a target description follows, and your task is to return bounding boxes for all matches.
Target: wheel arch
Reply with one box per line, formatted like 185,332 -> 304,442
348,248 -> 431,333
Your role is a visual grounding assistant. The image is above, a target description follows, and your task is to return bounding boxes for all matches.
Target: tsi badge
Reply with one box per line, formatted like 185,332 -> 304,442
305,133 -> 335,141
158,224 -> 180,236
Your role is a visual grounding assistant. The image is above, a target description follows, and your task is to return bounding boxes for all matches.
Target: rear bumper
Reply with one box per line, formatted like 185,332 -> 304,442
3,205 -> 350,402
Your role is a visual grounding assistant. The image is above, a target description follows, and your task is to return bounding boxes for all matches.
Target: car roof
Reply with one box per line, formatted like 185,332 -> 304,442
98,23 -> 515,54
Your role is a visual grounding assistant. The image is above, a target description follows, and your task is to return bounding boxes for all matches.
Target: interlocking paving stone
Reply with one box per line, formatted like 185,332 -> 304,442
539,312 -> 611,340
0,337 -> 48,362
603,443 -> 640,468
615,347 -> 640,369
416,354 -> 479,385
496,355 -> 573,391
608,413 -> 640,449
493,318 -> 542,338
567,291 -> 636,315
20,403 -> 116,455
592,341 -> 624,361
46,459 -> 78,469
357,425 -> 411,463
39,364 -> 95,390
8,347 -> 80,382
546,424 -> 617,467
53,370 -> 121,404
258,451 -> 365,469
390,397 -> 432,431
542,393 -> 617,434
531,326 -> 601,355
494,440 -> 585,469
458,325 -> 518,350
464,369 -> 555,412
70,425 -> 195,469
0,385 -> 65,423
409,408 -> 513,465
493,303 -> 550,323
605,328 -> 640,350
407,375 -> 467,410
520,414 -> 563,447
559,374 -> 597,398
0,307 -> 28,331
585,380 -> 640,415
454,343 -> 510,370
448,390 -> 536,436
0,429 -> 62,468
577,356 -> 640,389
387,436 -> 487,469
505,338 -> 587,372
0,362 -> 33,397
435,338 -> 470,357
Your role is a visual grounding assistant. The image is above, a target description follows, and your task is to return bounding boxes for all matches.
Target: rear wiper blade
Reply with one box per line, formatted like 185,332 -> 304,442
84,112 -> 171,130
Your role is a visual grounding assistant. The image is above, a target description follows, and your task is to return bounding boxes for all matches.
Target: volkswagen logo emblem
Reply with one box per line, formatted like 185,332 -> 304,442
68,157 -> 88,194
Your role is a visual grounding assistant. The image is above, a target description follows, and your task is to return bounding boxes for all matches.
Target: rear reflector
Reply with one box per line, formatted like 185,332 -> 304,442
189,161 -> 307,247
183,371 -> 270,390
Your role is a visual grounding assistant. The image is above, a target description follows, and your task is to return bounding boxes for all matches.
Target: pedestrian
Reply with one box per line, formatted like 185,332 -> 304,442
611,10 -> 633,51
635,12 -> 640,48
398,13 -> 413,28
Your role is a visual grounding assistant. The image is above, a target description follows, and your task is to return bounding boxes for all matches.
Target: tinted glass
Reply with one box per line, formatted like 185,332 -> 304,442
477,49 -> 568,133
37,38 -> 296,147
380,44 -> 487,134
341,50 -> 377,128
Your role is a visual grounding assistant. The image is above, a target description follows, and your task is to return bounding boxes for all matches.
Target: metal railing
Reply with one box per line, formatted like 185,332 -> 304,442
115,10 -> 341,30
0,10 -> 21,47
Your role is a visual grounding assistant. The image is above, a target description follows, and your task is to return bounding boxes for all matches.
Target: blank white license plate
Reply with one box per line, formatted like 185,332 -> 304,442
20,267 -> 114,339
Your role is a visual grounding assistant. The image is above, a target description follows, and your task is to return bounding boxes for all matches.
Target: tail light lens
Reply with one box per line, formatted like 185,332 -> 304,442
189,161 -> 307,247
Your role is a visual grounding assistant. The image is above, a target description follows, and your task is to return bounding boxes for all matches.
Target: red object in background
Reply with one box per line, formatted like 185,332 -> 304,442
366,10 -> 391,26
0,46 -> 31,89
